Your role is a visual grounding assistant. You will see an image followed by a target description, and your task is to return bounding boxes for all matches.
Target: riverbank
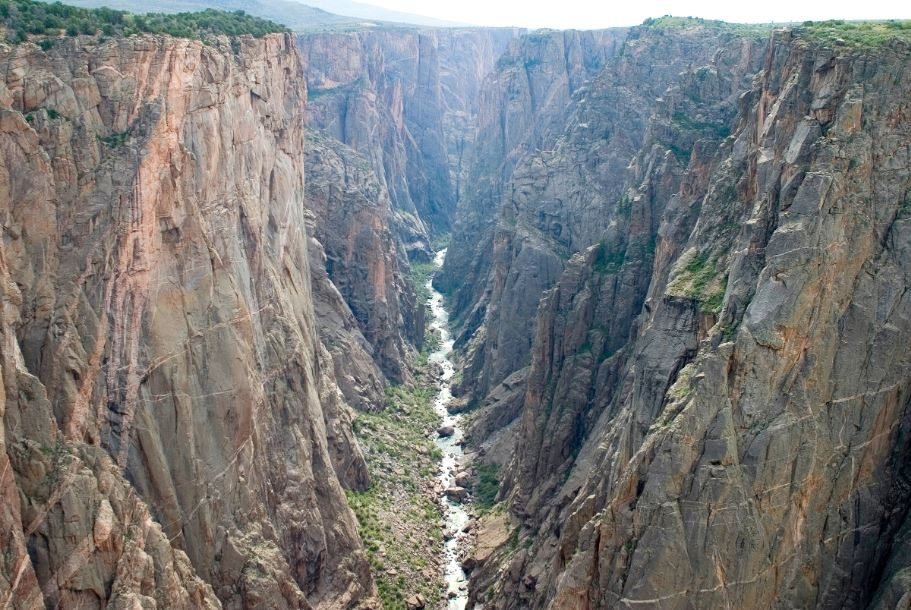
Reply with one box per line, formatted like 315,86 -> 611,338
345,369 -> 445,608
346,248 -> 479,610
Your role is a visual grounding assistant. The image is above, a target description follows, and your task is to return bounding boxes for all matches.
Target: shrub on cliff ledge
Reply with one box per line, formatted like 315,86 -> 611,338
0,0 -> 286,43
796,19 -> 911,47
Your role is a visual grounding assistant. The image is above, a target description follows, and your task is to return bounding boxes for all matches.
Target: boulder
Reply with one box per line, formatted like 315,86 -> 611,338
444,486 -> 468,502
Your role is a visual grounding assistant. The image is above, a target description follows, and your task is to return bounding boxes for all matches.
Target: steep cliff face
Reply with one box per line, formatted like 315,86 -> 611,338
0,33 -> 374,609
445,24 -> 761,448
305,129 -> 421,389
438,28 -> 626,326
297,28 -> 515,255
468,25 -> 911,610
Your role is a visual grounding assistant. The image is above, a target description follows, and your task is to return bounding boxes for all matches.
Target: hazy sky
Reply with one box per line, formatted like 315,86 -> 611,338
356,0 -> 910,29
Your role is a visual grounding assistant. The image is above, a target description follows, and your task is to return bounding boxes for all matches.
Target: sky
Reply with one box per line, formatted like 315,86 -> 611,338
354,0 -> 911,29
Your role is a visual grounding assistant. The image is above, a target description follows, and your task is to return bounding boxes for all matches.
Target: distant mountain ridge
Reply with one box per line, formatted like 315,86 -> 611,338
302,0 -> 467,27
46,0 -> 466,29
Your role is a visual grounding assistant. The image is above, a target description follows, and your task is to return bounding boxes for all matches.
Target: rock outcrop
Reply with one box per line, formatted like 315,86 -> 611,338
445,24 -> 764,461
305,129 -> 422,389
463,22 -> 911,610
0,33 -> 374,609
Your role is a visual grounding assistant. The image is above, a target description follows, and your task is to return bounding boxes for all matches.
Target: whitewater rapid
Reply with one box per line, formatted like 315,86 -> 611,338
426,248 -> 472,609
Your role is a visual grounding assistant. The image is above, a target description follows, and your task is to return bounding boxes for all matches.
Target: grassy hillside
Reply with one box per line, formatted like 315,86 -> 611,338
43,0 -> 358,30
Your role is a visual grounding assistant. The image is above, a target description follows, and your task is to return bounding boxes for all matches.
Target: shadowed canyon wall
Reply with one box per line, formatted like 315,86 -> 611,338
455,21 -> 911,610
297,28 -> 516,257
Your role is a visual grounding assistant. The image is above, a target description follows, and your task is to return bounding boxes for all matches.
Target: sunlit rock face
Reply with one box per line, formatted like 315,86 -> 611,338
0,33 -> 375,609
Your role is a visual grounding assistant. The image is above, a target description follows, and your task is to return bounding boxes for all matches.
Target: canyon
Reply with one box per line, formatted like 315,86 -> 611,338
0,5 -> 910,610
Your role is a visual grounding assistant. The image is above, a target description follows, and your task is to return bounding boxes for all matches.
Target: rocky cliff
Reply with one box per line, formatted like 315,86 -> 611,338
462,21 -> 911,610
440,24 -> 765,428
0,33 -> 374,609
305,129 -> 421,391
297,28 -> 515,256
437,28 -> 627,409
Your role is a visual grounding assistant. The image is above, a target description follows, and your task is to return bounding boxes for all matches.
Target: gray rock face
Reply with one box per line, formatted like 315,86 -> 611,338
0,34 -> 375,609
442,23 -> 759,425
298,28 -> 516,254
305,130 -> 422,387
466,24 -> 911,610
438,28 -> 627,316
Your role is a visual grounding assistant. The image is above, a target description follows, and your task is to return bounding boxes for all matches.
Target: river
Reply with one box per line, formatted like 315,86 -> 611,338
426,248 -> 472,609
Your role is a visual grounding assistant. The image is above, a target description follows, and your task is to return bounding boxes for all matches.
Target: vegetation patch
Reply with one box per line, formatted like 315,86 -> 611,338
0,0 -> 286,44
592,241 -> 626,275
416,326 -> 441,368
667,249 -> 727,314
474,463 -> 500,511
97,130 -> 131,147
664,140 -> 692,163
430,233 -> 451,252
671,111 -> 731,139
406,261 -> 436,307
668,363 -> 696,402
348,376 -> 443,608
699,288 -> 725,314
641,15 -> 772,38
796,20 -> 911,48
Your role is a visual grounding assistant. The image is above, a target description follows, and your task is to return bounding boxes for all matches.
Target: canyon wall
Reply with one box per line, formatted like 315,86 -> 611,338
305,129 -> 423,388
297,28 -> 516,256
440,24 -> 763,432
0,33 -> 375,609
462,22 -> 911,610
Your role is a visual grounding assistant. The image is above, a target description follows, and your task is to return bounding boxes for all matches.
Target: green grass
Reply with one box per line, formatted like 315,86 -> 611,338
0,0 -> 286,44
347,377 -> 444,609
700,289 -> 725,314
667,250 -> 727,314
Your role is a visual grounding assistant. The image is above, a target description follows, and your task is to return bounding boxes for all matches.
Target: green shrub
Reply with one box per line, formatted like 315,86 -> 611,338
0,0 -> 287,44
672,111 -> 730,139
668,250 -> 727,314
475,463 -> 500,509
796,19 -> 911,48
592,241 -> 625,275
97,130 -> 130,147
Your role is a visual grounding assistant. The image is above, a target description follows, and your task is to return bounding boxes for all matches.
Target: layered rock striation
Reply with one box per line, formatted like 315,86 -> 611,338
297,28 -> 516,256
0,33 -> 374,609
464,22 -> 911,610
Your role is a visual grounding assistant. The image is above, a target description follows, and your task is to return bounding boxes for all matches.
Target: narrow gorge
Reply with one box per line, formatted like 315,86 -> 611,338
1,2 -> 910,609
